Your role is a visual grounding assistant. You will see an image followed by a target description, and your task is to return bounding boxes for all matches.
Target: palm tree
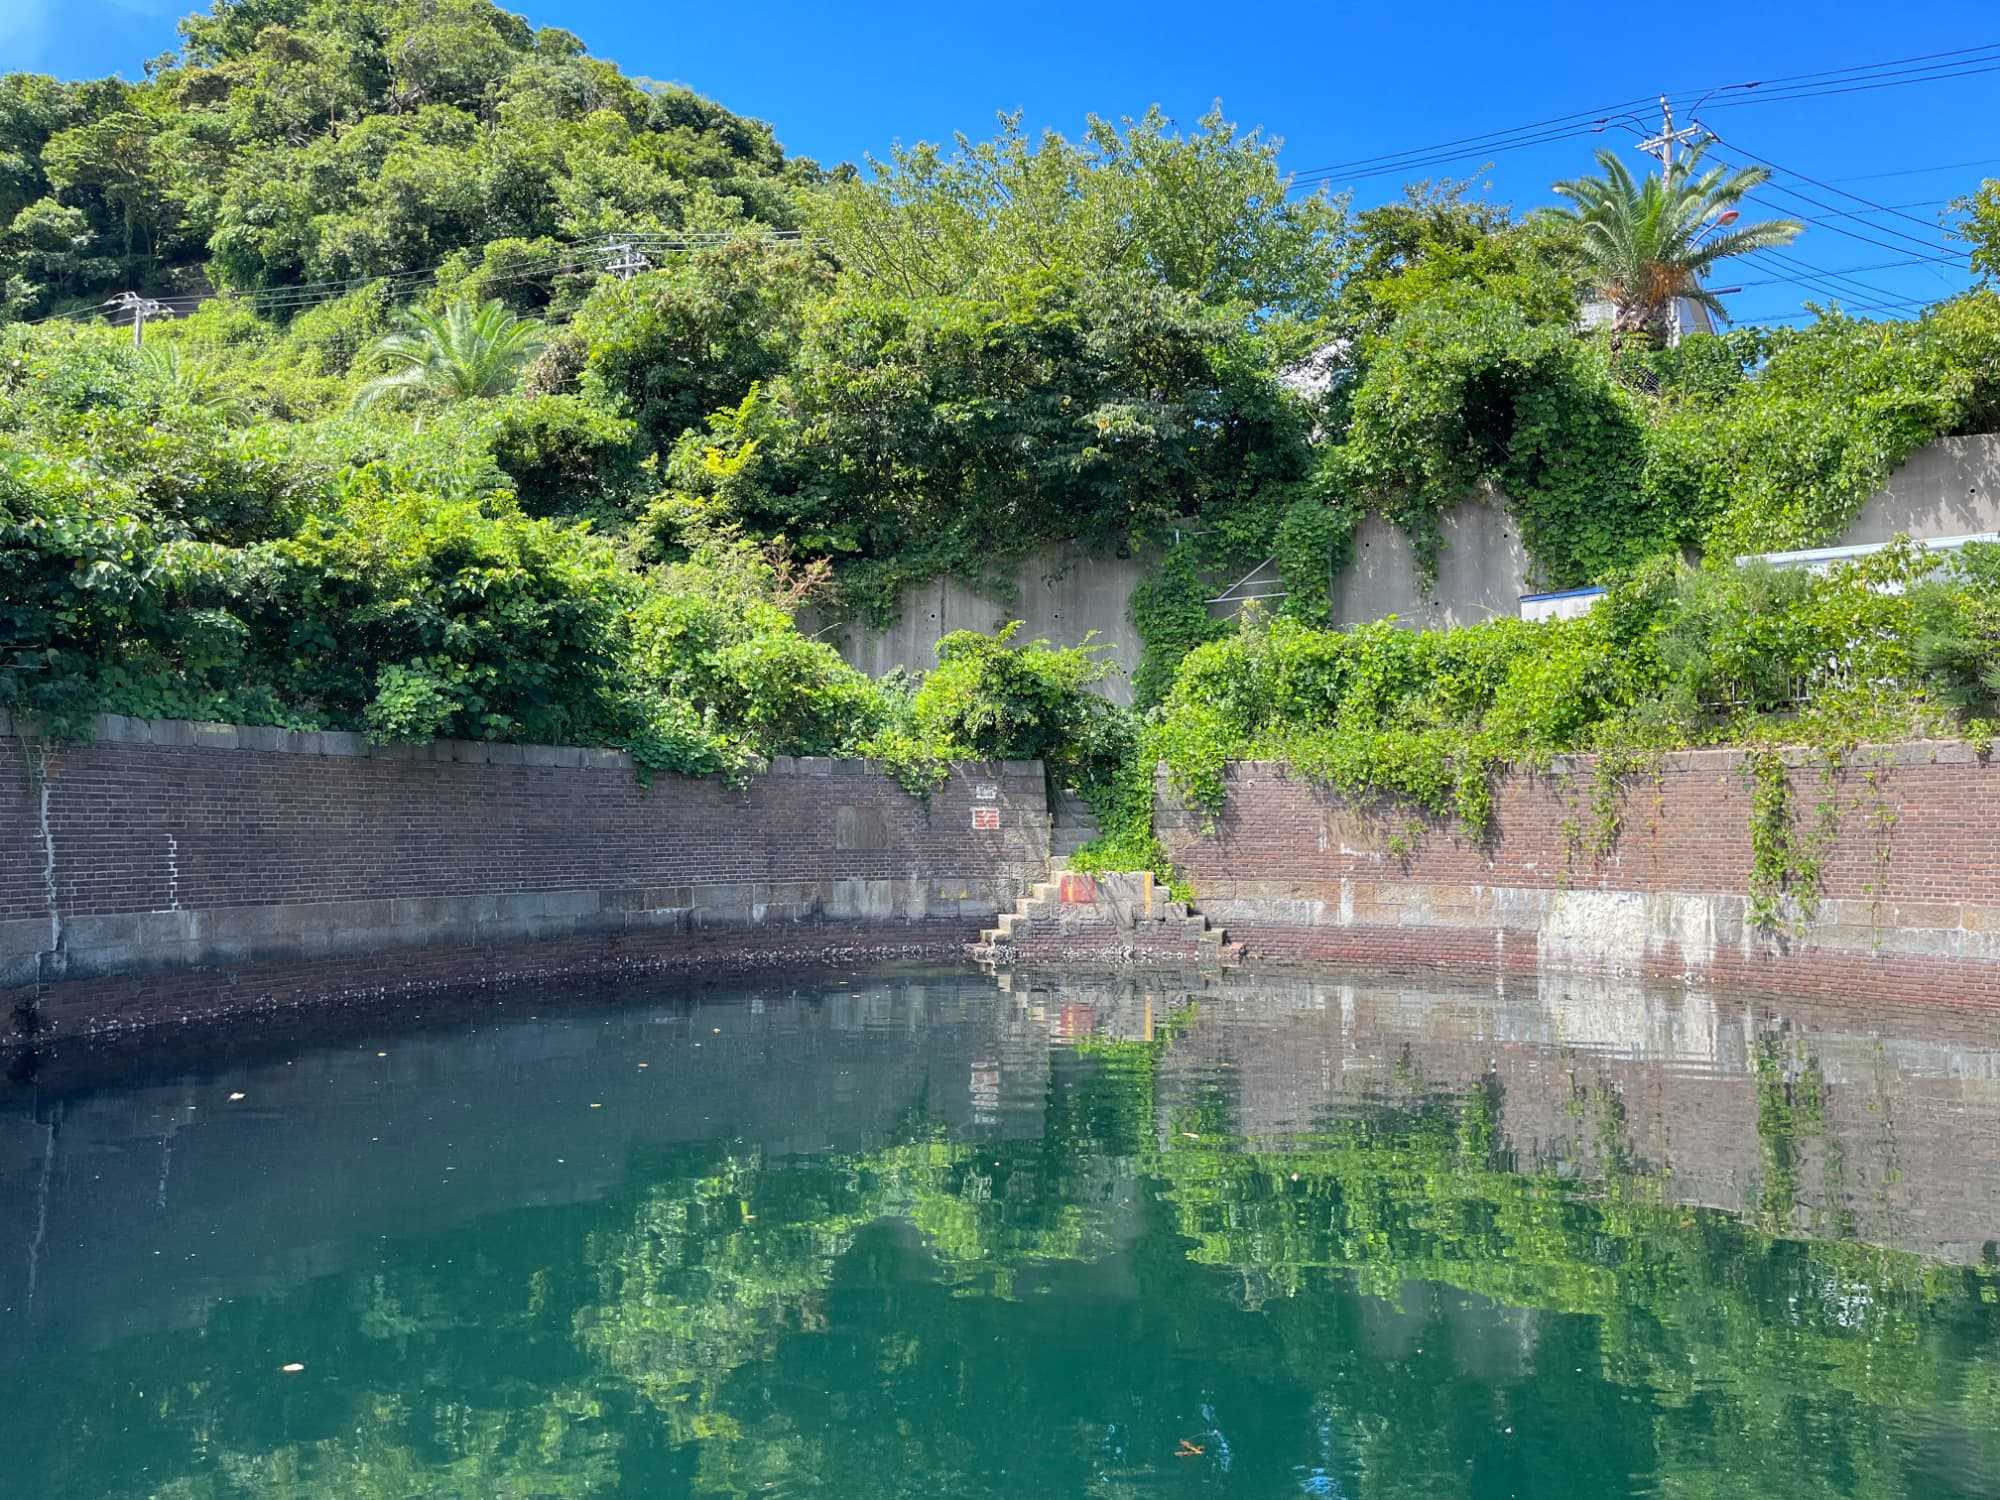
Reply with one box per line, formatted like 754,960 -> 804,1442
352,297 -> 547,410
1551,142 -> 1803,347
136,344 -> 239,416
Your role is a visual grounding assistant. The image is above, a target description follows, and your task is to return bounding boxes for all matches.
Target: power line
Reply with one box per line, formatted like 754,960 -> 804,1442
1671,40 -> 2000,93
1287,95 -> 1659,184
1736,296 -> 1934,324
1732,254 -> 1942,287
1285,43 -> 2000,193
1738,248 -> 1919,315
1698,144 -> 1965,266
1832,155 -> 2000,183
1692,61 -> 2000,113
17,230 -> 818,331
1699,133 -> 1956,236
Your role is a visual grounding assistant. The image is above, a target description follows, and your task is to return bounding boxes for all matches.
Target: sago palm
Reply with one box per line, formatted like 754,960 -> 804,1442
1551,142 -> 1803,346
352,297 -> 547,409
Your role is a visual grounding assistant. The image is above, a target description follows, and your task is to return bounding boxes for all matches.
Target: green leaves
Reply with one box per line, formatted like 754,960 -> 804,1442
351,297 -> 547,410
884,621 -> 1125,785
1334,290 -> 1654,589
1137,543 -> 2000,878
810,103 -> 1351,323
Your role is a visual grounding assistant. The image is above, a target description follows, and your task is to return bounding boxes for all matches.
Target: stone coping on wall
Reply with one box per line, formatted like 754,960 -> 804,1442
0,708 -> 1042,783
1162,739 -> 1990,787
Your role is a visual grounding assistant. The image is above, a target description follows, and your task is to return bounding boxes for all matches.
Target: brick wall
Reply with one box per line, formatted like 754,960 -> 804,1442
1158,745 -> 2000,1005
2,712 -> 1049,1041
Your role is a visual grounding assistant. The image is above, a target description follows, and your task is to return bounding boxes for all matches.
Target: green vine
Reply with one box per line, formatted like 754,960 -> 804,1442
1123,543 -> 2000,938
1744,749 -> 1844,936
1271,493 -> 1359,624
1858,761 -> 1900,945
1126,541 -> 1233,711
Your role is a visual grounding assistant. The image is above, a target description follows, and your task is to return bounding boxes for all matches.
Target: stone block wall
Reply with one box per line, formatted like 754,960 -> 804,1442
1,712 -> 1049,1042
1158,745 -> 2000,1005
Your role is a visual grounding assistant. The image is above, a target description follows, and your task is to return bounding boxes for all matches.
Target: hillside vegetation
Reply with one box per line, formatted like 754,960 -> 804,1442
4,0 -> 2000,913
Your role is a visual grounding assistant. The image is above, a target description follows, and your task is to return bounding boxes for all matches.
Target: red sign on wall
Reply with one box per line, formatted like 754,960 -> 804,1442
1058,873 -> 1097,904
971,807 -> 1001,830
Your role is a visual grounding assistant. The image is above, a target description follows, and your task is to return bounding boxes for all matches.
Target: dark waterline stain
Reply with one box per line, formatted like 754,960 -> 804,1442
2,964 -> 1997,1498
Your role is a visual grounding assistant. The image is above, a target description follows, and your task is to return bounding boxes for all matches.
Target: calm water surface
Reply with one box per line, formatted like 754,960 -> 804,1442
3,965 -> 1999,1498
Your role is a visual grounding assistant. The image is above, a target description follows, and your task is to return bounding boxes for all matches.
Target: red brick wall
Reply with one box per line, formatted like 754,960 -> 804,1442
2,714 -> 1049,1041
1157,745 -> 2000,1005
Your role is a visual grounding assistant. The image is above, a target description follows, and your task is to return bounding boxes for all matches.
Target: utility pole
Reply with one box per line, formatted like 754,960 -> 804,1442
605,237 -> 651,282
1633,96 -> 1718,347
1635,95 -> 1705,174
109,291 -> 175,348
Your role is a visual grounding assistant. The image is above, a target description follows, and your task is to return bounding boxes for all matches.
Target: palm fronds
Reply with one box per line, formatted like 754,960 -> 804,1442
352,298 -> 547,410
1551,141 -> 1803,344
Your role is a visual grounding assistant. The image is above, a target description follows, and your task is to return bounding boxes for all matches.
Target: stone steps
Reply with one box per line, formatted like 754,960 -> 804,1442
972,870 -> 1241,969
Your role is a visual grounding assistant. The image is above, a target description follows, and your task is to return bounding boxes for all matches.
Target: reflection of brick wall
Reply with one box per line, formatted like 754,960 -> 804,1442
1160,746 -> 2000,1004
0,712 -> 1049,1041
1142,971 -> 2000,1263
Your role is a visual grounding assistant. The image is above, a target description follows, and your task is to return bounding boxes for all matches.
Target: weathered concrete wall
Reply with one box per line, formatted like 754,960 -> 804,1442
0,712 -> 1050,1043
1155,746 -> 2000,1005
799,436 -> 2000,683
1833,432 -> 2000,546
1325,432 -> 2000,629
1332,493 -> 1532,628
805,546 -> 1155,705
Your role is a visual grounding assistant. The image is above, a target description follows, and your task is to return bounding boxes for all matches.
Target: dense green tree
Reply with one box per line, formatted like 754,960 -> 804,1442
812,104 -> 1350,323
1953,176 -> 2000,283
0,0 -> 806,315
560,239 -> 829,457
631,260 -> 1315,621
0,72 -> 79,225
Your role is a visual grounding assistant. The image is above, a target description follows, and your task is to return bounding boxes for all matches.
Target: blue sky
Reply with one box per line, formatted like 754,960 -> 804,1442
7,0 -> 1999,323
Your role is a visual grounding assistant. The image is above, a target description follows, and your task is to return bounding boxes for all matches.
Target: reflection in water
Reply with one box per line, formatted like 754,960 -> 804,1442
1,965 -> 1997,1497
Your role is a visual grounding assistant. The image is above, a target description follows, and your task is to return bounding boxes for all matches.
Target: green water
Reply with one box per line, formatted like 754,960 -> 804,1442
3,967 -> 1999,1498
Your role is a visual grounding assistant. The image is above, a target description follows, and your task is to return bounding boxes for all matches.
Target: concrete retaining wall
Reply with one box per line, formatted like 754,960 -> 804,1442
1837,432 -> 2000,545
801,436 -> 2000,678
1328,433 -> 2000,628
803,546 -> 1155,705
1331,494 -> 1531,628
0,712 -> 1050,1043
1155,746 -> 2000,1005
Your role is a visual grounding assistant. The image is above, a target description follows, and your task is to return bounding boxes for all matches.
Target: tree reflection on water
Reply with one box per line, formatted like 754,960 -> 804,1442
3,969 -> 1997,1497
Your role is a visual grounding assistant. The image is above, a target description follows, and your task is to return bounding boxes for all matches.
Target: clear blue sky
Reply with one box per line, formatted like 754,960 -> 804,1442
7,0 -> 1998,323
